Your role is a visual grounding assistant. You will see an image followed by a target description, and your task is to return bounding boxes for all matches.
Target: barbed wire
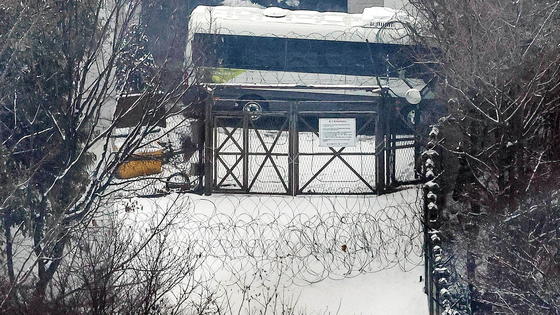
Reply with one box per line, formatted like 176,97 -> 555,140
116,189 -> 424,290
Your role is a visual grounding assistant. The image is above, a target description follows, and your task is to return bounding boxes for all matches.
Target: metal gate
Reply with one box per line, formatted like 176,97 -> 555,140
295,110 -> 378,194
211,111 -> 292,194
204,100 -> 417,195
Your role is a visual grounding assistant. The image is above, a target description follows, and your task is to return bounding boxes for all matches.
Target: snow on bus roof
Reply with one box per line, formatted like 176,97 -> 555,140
188,5 -> 411,44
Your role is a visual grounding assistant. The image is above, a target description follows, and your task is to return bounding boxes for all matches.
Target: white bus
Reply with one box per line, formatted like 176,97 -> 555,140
185,5 -> 431,124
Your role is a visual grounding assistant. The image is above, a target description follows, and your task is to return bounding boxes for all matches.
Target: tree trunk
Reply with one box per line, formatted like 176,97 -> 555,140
35,231 -> 68,299
3,210 -> 17,307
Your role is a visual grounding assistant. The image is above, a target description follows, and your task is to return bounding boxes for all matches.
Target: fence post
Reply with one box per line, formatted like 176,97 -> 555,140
288,101 -> 296,195
293,101 -> 300,195
422,124 -> 462,315
375,101 -> 386,193
242,112 -> 249,192
204,88 -> 214,196
387,99 -> 396,189
423,125 -> 442,314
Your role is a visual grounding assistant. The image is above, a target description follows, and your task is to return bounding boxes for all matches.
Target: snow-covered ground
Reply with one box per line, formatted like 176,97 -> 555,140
117,189 -> 428,314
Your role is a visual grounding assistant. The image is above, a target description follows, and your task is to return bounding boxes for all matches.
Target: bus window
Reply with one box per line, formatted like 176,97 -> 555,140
226,36 -> 286,71
192,33 -> 429,78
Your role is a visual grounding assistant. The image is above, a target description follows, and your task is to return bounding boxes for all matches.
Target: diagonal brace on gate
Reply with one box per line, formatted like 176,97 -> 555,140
247,116 -> 290,193
297,115 -> 377,193
215,118 -> 244,189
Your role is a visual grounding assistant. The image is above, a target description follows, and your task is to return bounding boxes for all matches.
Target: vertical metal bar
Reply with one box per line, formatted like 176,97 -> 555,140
243,113 -> 249,192
386,102 -> 393,189
288,101 -> 294,195
204,89 -> 213,196
424,228 -> 430,314
293,102 -> 300,195
375,103 -> 385,193
197,120 -> 204,193
390,101 -> 398,187
414,105 -> 421,181
389,133 -> 396,187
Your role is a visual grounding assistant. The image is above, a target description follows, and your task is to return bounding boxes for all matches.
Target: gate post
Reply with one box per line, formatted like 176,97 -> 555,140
242,112 -> 249,192
375,100 -> 386,193
386,98 -> 397,189
289,101 -> 298,195
204,88 -> 214,196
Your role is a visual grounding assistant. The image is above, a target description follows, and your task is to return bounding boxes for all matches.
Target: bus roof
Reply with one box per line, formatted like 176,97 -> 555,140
188,5 -> 412,44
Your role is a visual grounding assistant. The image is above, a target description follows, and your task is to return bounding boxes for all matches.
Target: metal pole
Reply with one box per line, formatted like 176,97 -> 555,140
288,101 -> 295,195
389,101 -> 398,188
293,102 -> 300,195
375,100 -> 386,193
243,112 -> 249,192
204,88 -> 214,196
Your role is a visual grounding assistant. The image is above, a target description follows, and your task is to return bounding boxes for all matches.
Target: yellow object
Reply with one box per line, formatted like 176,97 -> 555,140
207,67 -> 245,83
116,150 -> 163,179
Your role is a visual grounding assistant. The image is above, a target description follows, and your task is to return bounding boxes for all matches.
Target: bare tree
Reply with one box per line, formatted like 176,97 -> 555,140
45,197 -> 215,315
407,0 -> 560,313
0,0 -> 201,312
409,0 -> 560,202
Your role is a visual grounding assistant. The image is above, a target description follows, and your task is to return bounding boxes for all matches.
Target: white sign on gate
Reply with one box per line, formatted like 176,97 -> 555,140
319,118 -> 356,147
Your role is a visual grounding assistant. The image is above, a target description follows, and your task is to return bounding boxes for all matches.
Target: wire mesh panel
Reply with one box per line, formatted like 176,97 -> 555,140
393,135 -> 417,183
296,110 -> 378,194
213,115 -> 245,191
213,110 -> 292,194
246,112 -> 292,193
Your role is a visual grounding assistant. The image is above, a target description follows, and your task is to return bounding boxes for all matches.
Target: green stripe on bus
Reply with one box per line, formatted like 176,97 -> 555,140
208,68 -> 246,83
